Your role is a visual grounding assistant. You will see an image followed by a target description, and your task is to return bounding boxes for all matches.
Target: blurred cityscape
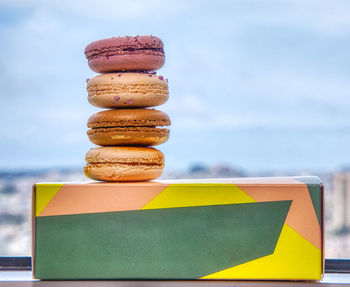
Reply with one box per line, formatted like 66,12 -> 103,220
0,165 -> 349,259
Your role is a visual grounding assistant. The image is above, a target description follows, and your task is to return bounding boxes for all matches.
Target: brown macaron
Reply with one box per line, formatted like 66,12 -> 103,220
84,146 -> 164,181
87,109 -> 170,146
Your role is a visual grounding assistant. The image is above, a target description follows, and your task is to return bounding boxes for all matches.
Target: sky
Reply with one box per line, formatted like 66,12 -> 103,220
0,0 -> 350,173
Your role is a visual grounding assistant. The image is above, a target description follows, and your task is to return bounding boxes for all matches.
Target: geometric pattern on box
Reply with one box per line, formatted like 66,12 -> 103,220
233,182 -> 321,249
296,176 -> 322,226
35,201 -> 291,279
37,182 -> 169,217
140,180 -> 322,279
202,224 -> 321,280
142,183 -> 256,208
34,176 -> 323,280
35,183 -> 63,216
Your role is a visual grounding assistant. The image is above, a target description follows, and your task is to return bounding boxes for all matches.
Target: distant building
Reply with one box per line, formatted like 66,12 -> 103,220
332,172 -> 350,233
186,163 -> 244,179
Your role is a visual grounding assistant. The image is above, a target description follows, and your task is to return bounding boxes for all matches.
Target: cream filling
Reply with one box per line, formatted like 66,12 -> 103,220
87,126 -> 169,135
88,119 -> 170,128
85,162 -> 164,170
87,84 -> 168,96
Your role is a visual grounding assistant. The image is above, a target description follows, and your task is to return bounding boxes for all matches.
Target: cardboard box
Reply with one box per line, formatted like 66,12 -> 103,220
32,176 -> 324,280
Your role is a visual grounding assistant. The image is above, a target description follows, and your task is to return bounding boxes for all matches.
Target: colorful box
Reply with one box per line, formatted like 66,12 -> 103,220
32,176 -> 324,280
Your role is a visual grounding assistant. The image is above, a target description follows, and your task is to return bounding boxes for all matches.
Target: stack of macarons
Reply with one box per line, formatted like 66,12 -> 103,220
83,35 -> 170,181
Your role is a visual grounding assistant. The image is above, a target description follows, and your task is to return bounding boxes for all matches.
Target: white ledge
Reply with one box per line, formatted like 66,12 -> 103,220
0,272 -> 350,286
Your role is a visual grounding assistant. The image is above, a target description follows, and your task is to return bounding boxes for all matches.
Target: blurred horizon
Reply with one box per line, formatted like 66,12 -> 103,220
1,0 -> 350,172
0,161 -> 348,178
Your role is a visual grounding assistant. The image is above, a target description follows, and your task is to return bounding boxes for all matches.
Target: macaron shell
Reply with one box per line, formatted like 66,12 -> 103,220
84,36 -> 165,73
88,54 -> 164,73
85,36 -> 164,55
84,164 -> 163,182
87,127 -> 169,146
87,108 -> 171,128
85,146 -> 164,163
84,147 -> 164,182
87,73 -> 168,108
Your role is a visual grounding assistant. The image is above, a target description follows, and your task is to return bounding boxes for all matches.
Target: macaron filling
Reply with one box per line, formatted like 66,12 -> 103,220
85,156 -> 164,169
86,162 -> 163,167
88,118 -> 170,128
86,47 -> 164,61
87,83 -> 167,96
88,126 -> 169,134
88,116 -> 170,131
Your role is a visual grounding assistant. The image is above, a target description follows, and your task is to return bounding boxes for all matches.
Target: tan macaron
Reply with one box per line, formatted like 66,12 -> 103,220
86,72 -> 169,108
87,109 -> 170,146
84,146 -> 164,181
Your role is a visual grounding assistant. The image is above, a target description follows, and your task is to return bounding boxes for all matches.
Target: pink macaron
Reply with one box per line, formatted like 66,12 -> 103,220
84,35 -> 165,73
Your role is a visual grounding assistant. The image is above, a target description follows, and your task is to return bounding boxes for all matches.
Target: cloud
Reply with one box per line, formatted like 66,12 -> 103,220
200,0 -> 350,37
3,0 -> 350,37
0,0 -> 191,21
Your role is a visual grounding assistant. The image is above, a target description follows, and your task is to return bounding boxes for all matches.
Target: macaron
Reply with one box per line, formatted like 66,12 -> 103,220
86,72 -> 168,108
84,146 -> 164,181
84,35 -> 165,73
87,109 -> 170,146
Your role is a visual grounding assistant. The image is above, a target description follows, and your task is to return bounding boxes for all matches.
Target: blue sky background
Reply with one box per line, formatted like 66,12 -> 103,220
0,0 -> 350,173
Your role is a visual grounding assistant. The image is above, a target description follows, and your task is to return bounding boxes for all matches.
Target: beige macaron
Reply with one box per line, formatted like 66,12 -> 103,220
84,146 -> 164,181
87,109 -> 170,146
86,72 -> 169,108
